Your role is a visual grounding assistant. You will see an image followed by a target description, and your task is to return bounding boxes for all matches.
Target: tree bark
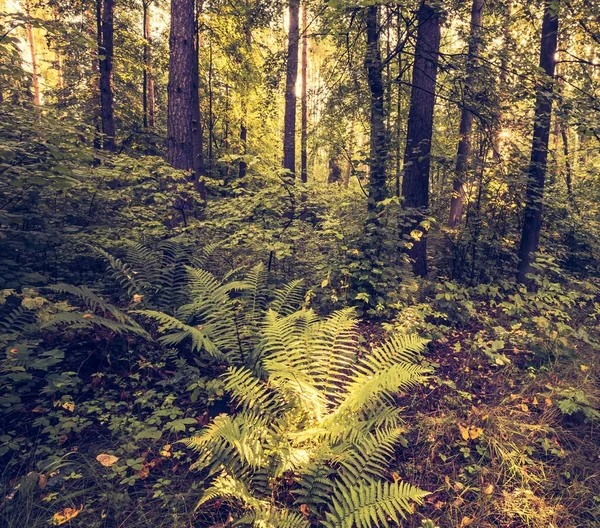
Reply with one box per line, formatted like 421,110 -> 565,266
448,0 -> 485,227
142,0 -> 155,128
191,0 -> 206,199
365,4 -> 387,213
99,0 -> 116,151
239,14 -> 251,179
401,1 -> 441,276
300,1 -> 308,183
516,0 -> 559,283
166,0 -> 195,170
283,0 -> 300,177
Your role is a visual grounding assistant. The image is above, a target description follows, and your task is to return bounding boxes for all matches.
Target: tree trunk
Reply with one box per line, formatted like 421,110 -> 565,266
560,127 -> 572,197
365,4 -> 387,213
300,1 -> 308,183
448,0 -> 485,227
401,1 -> 441,276
99,0 -> 116,151
25,2 -> 40,106
239,14 -> 251,179
492,0 -> 512,160
516,0 -> 559,283
166,0 -> 195,170
142,0 -> 155,128
283,0 -> 300,177
191,0 -> 206,199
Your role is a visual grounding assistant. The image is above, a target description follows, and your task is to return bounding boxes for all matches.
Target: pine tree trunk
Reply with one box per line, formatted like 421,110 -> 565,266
516,0 -> 559,283
142,0 -> 155,128
191,0 -> 206,199
166,0 -> 195,170
365,4 -> 387,213
401,1 -> 441,276
300,1 -> 308,183
283,0 -> 300,177
99,0 -> 116,151
448,0 -> 485,227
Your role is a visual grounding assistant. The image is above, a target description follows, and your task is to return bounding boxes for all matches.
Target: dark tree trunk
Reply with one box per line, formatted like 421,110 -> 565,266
300,1 -> 308,183
191,0 -> 206,199
561,127 -> 572,197
401,1 -> 441,276
283,0 -> 300,177
142,0 -> 155,128
365,4 -> 387,213
516,0 -> 559,283
166,0 -> 195,170
99,0 -> 116,151
448,0 -> 485,227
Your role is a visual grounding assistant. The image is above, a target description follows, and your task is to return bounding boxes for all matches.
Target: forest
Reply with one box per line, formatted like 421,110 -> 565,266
0,0 -> 599,526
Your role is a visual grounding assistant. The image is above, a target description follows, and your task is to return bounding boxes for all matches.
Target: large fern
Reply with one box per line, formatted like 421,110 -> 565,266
184,309 -> 431,527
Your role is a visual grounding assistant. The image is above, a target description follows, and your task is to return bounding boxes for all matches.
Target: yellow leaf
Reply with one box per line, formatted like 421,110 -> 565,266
458,424 -> 469,441
545,398 -> 552,407
520,403 -> 529,412
459,516 -> 473,527
483,484 -> 494,495
96,454 -> 119,467
132,294 -> 144,303
533,396 -> 539,405
321,279 -> 328,288
82,313 -> 94,319
160,444 -> 172,458
61,401 -> 74,412
52,505 -> 83,525
580,364 -> 590,372
469,427 -> 483,440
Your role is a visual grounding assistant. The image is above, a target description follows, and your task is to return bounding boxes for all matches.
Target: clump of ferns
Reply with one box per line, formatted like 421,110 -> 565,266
182,308 -> 431,527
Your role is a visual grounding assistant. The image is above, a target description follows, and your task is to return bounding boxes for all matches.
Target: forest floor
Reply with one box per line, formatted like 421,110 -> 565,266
384,323 -> 600,528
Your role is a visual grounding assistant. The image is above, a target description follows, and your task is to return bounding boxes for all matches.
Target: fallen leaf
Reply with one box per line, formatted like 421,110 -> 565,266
469,427 -> 483,440
533,396 -> 539,405
580,364 -> 590,372
483,484 -> 494,495
132,294 -> 144,303
61,401 -> 74,412
460,516 -> 473,527
520,403 -> 529,412
96,454 -> 119,467
82,313 -> 94,319
300,504 -> 310,517
38,474 -> 47,490
458,424 -> 469,441
52,505 -> 83,525
545,398 -> 552,407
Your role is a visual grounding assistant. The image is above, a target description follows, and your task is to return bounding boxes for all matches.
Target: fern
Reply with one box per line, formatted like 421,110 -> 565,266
323,480 -> 429,528
184,308 -> 430,526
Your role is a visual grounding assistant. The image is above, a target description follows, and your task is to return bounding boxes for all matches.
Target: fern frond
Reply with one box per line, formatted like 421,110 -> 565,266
271,279 -> 305,316
335,428 -> 405,485
0,306 -> 36,335
293,463 -> 334,510
135,310 -> 222,358
223,366 -> 283,414
361,334 -> 429,374
42,312 -> 146,336
93,246 -> 138,295
323,480 -> 428,528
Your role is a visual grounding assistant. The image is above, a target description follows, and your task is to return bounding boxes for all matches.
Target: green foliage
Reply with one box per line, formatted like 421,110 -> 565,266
183,309 -> 430,526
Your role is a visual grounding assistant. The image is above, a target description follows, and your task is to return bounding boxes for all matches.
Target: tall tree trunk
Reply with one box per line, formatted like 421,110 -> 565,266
166,0 -> 195,170
283,0 -> 300,177
25,2 -> 41,106
492,0 -> 512,160
239,14 -> 251,179
516,0 -> 559,283
142,0 -> 155,128
99,0 -> 116,151
88,5 -> 102,149
300,1 -> 308,183
560,127 -> 572,197
365,4 -> 387,213
401,1 -> 441,276
395,10 -> 403,198
191,0 -> 206,199
448,0 -> 485,227
208,34 -> 214,177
